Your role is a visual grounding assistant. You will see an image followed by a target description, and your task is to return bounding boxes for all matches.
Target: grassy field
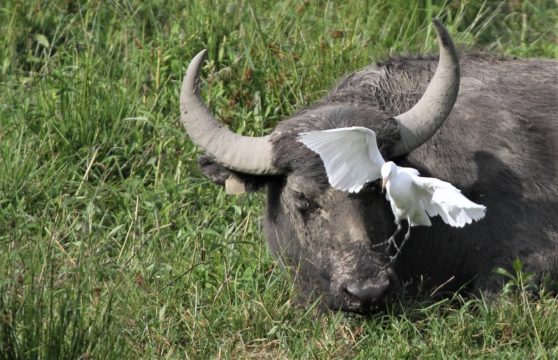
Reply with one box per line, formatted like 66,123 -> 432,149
1,0 -> 557,358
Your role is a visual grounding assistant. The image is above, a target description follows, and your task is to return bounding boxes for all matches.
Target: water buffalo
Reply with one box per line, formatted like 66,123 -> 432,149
180,20 -> 558,313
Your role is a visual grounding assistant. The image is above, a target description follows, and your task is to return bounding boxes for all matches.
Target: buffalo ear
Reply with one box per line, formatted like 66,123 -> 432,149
224,174 -> 246,195
197,155 -> 269,194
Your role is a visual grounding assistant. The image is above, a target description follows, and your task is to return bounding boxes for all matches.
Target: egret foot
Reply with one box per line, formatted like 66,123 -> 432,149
373,223 -> 402,250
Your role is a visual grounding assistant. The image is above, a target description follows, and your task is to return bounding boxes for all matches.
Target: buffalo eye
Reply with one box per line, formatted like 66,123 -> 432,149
294,191 -> 318,214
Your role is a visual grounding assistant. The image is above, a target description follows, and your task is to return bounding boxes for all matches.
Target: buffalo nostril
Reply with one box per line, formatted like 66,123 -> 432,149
345,278 -> 390,308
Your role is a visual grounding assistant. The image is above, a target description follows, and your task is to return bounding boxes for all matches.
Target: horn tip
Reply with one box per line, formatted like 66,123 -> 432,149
431,19 -> 453,50
183,49 -> 209,95
190,49 -> 211,66
195,49 -> 208,60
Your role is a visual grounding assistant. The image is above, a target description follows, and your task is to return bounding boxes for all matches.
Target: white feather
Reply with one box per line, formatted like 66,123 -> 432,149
383,164 -> 432,227
298,127 -> 385,192
412,176 -> 486,227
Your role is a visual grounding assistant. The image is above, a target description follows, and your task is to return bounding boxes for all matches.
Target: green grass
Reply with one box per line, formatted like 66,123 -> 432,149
0,0 -> 557,358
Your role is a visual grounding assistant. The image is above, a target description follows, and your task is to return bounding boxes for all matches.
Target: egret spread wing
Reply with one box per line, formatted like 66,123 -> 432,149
412,176 -> 486,228
298,127 -> 385,193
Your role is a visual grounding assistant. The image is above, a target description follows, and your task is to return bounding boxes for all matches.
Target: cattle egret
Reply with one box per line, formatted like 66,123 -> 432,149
299,126 -> 486,260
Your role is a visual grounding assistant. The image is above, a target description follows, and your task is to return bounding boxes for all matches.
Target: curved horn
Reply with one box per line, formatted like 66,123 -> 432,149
180,50 -> 281,174
391,19 -> 460,156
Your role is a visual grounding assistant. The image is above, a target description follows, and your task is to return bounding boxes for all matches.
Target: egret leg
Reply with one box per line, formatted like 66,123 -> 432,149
388,221 -> 412,264
399,223 -> 412,252
372,222 -> 402,249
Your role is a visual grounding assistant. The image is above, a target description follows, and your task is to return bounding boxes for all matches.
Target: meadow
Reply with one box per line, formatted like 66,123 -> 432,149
1,0 -> 557,358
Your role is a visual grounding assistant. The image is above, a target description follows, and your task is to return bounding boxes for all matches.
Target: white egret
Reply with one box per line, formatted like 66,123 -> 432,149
298,126 -> 486,260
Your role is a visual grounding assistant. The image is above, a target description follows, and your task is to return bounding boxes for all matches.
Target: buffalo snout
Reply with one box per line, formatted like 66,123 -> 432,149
340,268 -> 399,313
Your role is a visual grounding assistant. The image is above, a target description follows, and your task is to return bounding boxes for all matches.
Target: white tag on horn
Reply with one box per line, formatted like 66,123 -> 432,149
225,175 -> 246,195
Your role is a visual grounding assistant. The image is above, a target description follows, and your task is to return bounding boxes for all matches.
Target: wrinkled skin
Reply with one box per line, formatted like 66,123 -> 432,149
198,54 -> 558,313
264,176 -> 399,311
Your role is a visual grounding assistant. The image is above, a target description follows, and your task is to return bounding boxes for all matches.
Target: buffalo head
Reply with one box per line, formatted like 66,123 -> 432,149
180,20 -> 460,312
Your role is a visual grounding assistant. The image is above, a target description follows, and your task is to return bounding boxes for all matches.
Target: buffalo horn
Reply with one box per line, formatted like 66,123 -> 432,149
180,50 -> 281,174
392,19 -> 460,156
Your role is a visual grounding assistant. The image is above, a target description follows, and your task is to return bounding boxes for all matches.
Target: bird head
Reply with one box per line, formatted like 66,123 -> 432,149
380,161 -> 396,191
